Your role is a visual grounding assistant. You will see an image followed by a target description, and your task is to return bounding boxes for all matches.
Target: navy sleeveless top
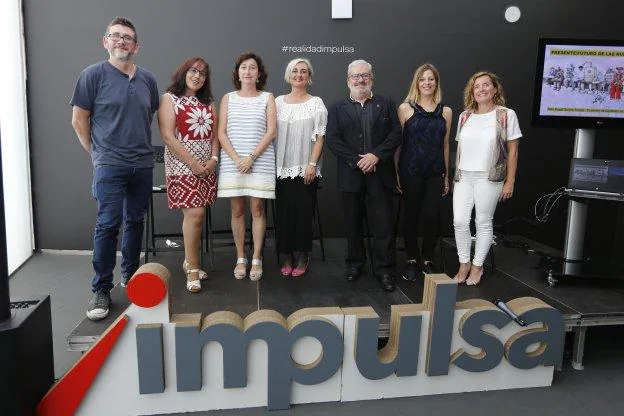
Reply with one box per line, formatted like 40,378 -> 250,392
399,102 -> 446,178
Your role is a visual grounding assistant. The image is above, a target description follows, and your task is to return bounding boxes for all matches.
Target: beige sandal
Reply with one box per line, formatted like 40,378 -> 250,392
185,269 -> 202,293
453,263 -> 471,284
183,259 -> 208,281
234,257 -> 248,280
249,258 -> 263,281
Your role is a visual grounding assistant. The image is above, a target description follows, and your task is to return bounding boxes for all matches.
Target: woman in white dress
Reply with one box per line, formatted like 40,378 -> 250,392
217,53 -> 277,281
275,58 -> 327,278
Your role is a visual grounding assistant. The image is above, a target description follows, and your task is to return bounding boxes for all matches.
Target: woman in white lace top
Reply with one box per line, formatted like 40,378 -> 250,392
275,58 -> 328,277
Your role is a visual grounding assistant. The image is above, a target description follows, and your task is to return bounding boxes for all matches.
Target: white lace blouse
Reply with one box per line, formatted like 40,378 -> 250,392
275,95 -> 328,179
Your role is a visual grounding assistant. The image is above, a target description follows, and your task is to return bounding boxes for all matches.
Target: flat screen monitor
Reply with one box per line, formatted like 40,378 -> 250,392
531,38 -> 624,129
568,158 -> 624,194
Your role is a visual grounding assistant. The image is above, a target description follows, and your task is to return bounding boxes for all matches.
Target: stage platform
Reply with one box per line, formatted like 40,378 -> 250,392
68,237 -> 624,370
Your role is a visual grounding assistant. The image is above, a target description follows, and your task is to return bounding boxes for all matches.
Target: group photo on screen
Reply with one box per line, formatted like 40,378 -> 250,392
538,44 -> 624,118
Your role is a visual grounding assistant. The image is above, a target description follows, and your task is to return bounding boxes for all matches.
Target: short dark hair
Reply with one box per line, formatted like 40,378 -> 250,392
166,57 -> 213,105
231,53 -> 268,90
106,16 -> 137,41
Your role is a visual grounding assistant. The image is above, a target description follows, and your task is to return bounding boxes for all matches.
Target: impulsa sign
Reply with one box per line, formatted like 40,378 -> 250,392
37,264 -> 564,415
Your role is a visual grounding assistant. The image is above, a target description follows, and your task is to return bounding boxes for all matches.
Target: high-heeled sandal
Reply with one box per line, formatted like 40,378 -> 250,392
453,264 -> 471,284
183,259 -> 208,281
234,257 -> 248,280
281,254 -> 294,277
249,258 -> 263,281
466,268 -> 484,286
184,269 -> 202,293
291,255 -> 309,278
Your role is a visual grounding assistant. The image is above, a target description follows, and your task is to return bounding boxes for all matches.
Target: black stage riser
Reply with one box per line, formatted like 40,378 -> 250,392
0,296 -> 55,416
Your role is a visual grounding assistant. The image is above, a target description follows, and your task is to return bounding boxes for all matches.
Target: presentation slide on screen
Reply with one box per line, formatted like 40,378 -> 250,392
539,44 -> 624,118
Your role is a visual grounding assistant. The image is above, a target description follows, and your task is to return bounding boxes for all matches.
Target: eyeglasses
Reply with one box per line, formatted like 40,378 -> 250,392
291,68 -> 309,75
106,32 -> 136,43
188,67 -> 207,77
349,73 -> 372,81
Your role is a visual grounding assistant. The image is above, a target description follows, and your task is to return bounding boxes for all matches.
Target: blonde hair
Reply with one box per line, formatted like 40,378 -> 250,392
284,58 -> 314,84
404,63 -> 442,104
463,71 -> 506,111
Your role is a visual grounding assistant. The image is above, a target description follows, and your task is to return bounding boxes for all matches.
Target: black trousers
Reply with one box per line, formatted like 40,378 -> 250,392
341,174 -> 396,275
275,177 -> 317,253
401,174 -> 443,262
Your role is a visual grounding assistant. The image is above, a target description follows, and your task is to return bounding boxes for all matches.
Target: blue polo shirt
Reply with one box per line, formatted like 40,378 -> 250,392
70,61 -> 159,168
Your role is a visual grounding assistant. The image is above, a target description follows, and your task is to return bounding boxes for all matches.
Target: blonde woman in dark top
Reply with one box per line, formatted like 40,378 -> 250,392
394,63 -> 452,281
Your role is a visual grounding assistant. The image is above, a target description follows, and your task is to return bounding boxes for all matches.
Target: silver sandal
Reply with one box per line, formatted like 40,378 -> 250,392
234,257 -> 248,280
183,259 -> 208,281
249,258 -> 263,281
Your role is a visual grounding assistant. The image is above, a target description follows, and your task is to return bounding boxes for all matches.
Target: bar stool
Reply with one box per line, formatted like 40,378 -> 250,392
206,197 -> 278,264
144,146 -> 210,268
274,181 -> 326,262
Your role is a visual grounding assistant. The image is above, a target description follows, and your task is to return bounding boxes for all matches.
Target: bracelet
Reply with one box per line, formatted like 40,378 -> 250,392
308,161 -> 317,167
211,155 -> 219,164
248,153 -> 257,161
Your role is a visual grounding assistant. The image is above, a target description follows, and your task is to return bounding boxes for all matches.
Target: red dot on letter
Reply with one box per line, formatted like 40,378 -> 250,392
127,273 -> 167,307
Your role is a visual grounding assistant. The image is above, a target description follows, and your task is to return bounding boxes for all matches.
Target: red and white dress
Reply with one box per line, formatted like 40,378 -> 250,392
164,93 -> 218,208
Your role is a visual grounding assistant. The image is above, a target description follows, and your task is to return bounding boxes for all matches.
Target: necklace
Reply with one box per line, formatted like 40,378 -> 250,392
475,103 -> 495,114
419,102 -> 437,112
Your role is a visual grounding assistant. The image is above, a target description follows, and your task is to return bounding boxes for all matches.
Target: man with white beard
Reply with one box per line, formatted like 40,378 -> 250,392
326,59 -> 402,291
70,17 -> 159,320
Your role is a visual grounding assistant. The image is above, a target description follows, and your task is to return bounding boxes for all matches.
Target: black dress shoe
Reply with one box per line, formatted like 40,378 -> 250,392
345,267 -> 362,282
422,261 -> 436,275
402,261 -> 421,282
377,273 -> 396,291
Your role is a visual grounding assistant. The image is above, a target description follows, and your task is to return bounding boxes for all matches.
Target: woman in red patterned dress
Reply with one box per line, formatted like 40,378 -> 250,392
157,57 -> 219,293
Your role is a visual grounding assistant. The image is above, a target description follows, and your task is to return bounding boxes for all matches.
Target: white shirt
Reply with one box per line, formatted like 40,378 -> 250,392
456,108 -> 522,172
275,95 -> 328,178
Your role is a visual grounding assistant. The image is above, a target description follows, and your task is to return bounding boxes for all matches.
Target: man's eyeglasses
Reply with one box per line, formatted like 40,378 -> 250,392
349,73 -> 372,81
188,67 -> 208,77
106,33 -> 136,43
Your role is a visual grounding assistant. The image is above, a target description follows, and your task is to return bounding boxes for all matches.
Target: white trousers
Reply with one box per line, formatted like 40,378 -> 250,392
452,171 -> 503,266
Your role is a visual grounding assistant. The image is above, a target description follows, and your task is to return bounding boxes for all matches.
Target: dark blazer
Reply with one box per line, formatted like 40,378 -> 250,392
326,94 -> 402,192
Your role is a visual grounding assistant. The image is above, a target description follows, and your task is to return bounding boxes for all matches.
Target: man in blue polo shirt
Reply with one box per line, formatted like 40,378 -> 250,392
70,16 -> 159,321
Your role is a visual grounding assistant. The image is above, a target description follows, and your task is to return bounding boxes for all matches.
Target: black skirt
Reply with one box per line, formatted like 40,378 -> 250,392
275,177 -> 318,253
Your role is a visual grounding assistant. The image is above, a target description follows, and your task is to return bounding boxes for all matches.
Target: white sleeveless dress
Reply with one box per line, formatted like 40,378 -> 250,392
217,91 -> 276,199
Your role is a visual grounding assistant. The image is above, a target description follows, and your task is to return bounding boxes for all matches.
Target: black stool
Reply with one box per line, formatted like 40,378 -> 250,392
274,182 -> 326,262
144,145 -> 210,268
206,198 -> 278,263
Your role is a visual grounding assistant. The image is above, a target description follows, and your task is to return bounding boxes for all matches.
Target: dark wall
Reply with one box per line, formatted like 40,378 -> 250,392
25,0 -> 624,259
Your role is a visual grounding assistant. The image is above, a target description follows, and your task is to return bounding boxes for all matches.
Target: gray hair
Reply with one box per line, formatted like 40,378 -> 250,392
347,59 -> 373,78
284,58 -> 314,84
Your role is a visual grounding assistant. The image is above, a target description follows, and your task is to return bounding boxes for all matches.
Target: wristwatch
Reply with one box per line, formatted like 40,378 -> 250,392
248,153 -> 258,161
308,161 -> 317,167
211,155 -> 219,164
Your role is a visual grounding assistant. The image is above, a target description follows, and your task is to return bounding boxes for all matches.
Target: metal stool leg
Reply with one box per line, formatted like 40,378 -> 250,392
489,245 -> 496,271
144,195 -> 151,263
439,236 -> 447,274
363,206 -> 375,275
150,194 -> 157,257
315,196 -> 326,261
206,206 -> 215,269
270,199 -> 278,262
393,195 -> 403,250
